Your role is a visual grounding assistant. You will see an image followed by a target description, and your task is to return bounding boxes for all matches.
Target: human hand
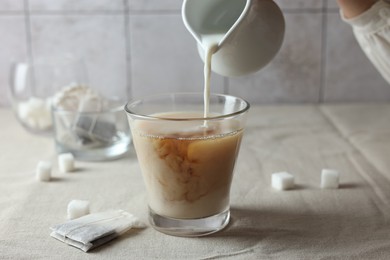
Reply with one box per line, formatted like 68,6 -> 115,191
336,0 -> 377,18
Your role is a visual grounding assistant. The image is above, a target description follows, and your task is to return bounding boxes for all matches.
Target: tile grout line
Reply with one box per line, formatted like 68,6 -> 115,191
223,77 -> 229,95
318,0 -> 328,103
123,0 -> 132,100
23,0 -> 33,62
23,0 -> 36,92
281,8 -> 325,14
11,8 -> 342,16
26,10 -> 127,15
24,10 -> 179,15
0,11 -> 25,15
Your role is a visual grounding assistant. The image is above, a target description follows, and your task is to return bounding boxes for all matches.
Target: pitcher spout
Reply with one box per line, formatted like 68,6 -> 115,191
182,0 -> 285,77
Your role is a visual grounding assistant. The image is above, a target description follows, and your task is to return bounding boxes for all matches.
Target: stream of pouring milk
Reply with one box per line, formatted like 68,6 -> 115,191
201,34 -> 224,124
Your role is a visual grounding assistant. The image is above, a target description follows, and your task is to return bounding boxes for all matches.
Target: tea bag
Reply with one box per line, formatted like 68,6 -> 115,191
50,210 -> 145,252
52,84 -> 117,147
73,114 -> 117,144
52,84 -> 101,112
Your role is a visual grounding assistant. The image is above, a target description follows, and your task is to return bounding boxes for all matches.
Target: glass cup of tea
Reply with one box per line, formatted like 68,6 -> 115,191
125,93 -> 249,237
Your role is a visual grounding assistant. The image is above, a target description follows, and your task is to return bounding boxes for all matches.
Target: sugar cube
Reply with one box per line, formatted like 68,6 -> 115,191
272,172 -> 295,190
17,97 -> 52,130
58,153 -> 75,173
321,169 -> 340,189
67,200 -> 90,220
36,161 -> 52,182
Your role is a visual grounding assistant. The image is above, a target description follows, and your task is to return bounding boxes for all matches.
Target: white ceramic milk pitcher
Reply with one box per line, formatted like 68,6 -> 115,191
182,0 -> 285,77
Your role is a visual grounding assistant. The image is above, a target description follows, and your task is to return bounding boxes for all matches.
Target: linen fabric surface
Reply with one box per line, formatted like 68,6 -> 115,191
1,104 -> 390,259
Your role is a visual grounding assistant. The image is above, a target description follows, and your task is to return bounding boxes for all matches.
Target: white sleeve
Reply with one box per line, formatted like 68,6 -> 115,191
341,0 -> 390,84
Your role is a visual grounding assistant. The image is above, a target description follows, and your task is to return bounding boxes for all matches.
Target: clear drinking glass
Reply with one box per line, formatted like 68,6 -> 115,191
52,99 -> 132,161
125,93 -> 249,237
8,55 -> 87,135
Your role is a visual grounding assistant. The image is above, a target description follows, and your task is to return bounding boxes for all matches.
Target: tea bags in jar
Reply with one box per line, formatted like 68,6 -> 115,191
52,84 -> 117,148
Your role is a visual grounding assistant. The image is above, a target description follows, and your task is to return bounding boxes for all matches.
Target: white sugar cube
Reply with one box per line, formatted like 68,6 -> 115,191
58,153 -> 75,173
17,97 -> 52,130
321,169 -> 340,189
272,172 -> 295,190
36,161 -> 52,182
67,200 -> 90,220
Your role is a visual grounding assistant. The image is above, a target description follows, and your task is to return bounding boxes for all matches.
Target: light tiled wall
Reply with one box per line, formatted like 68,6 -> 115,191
0,0 -> 389,106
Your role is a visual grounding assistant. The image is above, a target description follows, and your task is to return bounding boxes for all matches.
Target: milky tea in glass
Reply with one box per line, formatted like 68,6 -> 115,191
125,93 -> 249,236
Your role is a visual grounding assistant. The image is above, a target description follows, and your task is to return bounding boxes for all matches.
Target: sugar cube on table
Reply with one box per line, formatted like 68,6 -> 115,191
272,172 -> 295,190
36,161 -> 52,182
67,200 -> 90,220
58,153 -> 75,173
321,169 -> 340,189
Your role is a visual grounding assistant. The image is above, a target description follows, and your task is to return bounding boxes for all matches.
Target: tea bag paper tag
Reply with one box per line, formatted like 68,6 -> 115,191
50,210 -> 145,252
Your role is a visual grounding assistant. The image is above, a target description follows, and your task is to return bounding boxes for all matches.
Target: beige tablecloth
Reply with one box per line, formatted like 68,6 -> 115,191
1,104 -> 390,259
